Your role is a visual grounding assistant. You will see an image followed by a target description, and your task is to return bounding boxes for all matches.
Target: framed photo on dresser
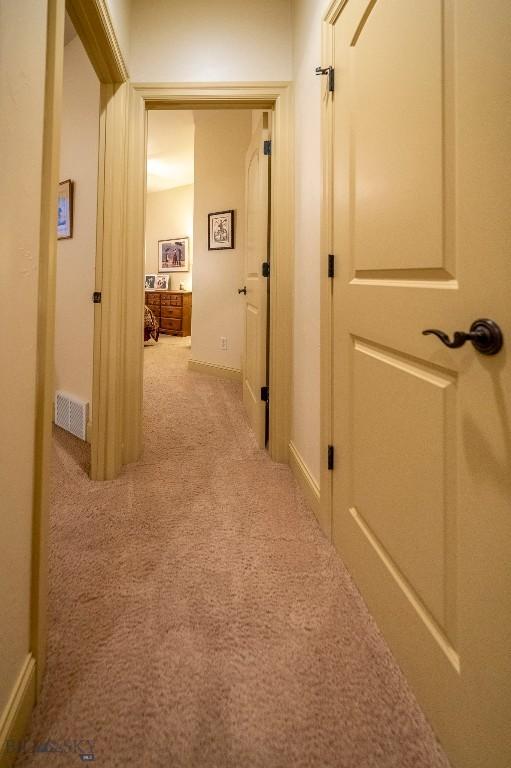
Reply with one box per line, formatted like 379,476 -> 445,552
155,274 -> 170,290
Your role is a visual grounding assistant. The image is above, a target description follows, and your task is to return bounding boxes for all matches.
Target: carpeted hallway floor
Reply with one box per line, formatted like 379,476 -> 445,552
18,336 -> 450,767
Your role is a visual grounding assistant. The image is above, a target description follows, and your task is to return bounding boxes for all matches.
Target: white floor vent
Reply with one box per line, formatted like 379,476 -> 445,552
55,391 -> 89,441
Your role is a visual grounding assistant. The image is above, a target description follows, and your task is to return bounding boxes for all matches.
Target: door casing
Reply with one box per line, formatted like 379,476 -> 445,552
318,2 -> 338,540
124,83 -> 293,467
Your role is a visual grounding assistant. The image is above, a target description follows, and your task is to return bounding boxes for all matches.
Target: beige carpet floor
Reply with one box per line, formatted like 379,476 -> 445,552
18,336 -> 450,767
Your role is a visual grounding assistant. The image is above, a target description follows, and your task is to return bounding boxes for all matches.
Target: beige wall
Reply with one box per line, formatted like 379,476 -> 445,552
290,0 -> 324,485
129,0 -> 292,82
0,0 -> 48,722
192,111 -> 252,371
54,35 -> 99,414
145,185 -> 194,291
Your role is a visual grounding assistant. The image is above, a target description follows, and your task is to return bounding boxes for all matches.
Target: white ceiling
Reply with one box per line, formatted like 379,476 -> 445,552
146,111 -> 195,193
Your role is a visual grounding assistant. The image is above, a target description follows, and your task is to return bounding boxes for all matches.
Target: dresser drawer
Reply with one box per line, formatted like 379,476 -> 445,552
161,306 -> 182,319
146,293 -> 160,306
160,317 -> 182,332
161,294 -> 183,306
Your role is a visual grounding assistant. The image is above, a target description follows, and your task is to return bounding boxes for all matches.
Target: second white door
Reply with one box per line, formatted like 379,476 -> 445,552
242,113 -> 270,447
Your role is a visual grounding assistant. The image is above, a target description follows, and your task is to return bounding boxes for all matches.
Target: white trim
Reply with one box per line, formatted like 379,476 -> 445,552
319,6 -> 336,541
188,359 -> 242,382
288,441 -> 321,520
67,0 -> 128,84
124,84 -> 293,465
0,655 -> 36,768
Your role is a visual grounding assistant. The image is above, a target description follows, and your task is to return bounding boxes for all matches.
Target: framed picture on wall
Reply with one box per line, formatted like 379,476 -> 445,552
57,179 -> 74,239
208,210 -> 234,250
159,237 -> 189,272
155,274 -> 170,290
145,274 -> 156,290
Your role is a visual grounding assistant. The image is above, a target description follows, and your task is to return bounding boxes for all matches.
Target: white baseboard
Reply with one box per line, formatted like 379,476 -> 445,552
0,655 -> 36,768
288,441 -> 320,519
188,359 -> 242,382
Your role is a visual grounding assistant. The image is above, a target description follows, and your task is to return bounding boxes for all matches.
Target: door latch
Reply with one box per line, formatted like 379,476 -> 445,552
315,65 -> 335,93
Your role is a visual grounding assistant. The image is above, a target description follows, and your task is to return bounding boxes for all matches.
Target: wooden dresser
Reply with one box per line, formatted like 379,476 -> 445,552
145,291 -> 192,337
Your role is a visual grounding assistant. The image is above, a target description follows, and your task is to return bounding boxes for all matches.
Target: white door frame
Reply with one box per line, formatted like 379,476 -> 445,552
318,3 -> 338,540
123,83 -> 294,466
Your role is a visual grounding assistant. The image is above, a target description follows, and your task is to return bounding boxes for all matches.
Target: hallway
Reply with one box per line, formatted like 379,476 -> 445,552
19,337 -> 449,767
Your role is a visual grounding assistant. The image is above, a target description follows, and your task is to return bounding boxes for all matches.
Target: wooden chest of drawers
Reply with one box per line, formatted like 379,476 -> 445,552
145,291 -> 192,337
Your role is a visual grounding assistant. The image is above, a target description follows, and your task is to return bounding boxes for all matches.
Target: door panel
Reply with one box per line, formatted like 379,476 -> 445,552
352,0 -> 444,272
242,114 -> 269,447
352,339 -> 455,629
245,304 -> 258,401
330,1 -> 511,766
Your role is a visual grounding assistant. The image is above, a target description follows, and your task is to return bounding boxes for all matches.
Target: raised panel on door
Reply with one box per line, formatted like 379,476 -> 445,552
351,338 -> 458,646
330,0 -> 511,765
246,146 -> 260,277
350,0 -> 446,273
243,304 -> 260,434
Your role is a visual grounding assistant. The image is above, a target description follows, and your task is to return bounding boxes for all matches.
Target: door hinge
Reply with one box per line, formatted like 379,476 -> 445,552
328,254 -> 335,278
263,139 -> 272,156
261,386 -> 269,403
327,445 -> 334,471
92,291 -> 102,304
262,262 -> 270,278
315,65 -> 335,93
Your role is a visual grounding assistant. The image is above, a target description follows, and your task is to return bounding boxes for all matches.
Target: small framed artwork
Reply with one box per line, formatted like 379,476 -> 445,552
57,179 -> 74,239
155,274 -> 170,290
145,274 -> 156,290
208,210 -> 235,250
159,237 -> 189,272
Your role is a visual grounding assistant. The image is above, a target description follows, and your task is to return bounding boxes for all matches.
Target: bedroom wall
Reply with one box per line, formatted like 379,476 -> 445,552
191,110 -> 252,373
0,0 -> 49,730
54,34 -> 100,423
145,185 -> 194,291
129,0 -> 292,82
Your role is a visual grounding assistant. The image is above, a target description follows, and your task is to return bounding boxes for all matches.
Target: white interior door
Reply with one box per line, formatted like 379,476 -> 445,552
242,114 -> 269,447
330,2 -> 511,766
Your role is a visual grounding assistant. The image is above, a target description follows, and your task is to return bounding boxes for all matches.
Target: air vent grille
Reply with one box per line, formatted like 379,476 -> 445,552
55,391 -> 89,441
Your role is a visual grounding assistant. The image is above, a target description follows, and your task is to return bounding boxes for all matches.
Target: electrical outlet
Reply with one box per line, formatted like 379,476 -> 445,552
220,337 -> 228,351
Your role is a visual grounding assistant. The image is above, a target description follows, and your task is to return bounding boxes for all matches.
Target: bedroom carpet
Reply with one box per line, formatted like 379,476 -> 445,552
17,336 -> 450,768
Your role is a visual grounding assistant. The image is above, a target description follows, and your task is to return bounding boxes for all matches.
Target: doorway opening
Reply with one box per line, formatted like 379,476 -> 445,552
143,108 -> 272,448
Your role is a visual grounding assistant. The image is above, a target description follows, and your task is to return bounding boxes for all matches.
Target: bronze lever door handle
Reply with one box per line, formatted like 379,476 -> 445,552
422,319 -> 503,355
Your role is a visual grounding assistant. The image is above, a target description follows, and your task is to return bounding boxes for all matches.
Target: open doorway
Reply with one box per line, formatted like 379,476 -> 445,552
144,111 -> 194,344
143,108 -> 271,447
